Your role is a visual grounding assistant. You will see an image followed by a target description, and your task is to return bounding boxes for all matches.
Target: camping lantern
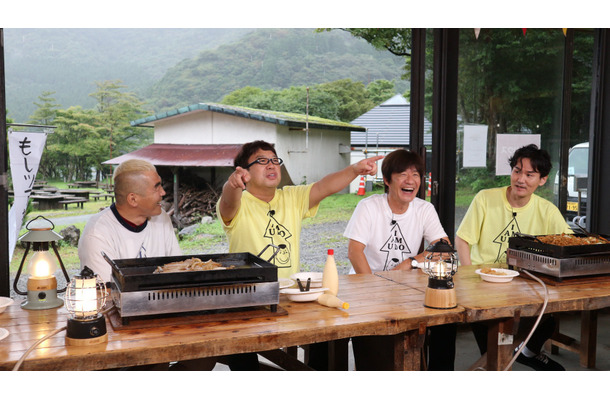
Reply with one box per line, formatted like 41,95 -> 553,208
64,266 -> 109,346
422,239 -> 458,309
14,216 -> 70,310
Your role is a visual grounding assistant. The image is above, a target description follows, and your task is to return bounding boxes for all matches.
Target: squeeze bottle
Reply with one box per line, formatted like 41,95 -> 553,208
317,293 -> 349,309
322,248 -> 339,296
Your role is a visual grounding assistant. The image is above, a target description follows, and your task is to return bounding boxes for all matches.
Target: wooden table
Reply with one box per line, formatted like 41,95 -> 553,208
377,266 -> 610,370
29,194 -> 68,210
0,274 -> 463,371
59,189 -> 92,200
74,181 -> 98,188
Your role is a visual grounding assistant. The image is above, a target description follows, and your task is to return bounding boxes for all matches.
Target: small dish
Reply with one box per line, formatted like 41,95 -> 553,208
280,287 -> 328,302
290,272 -> 323,288
475,268 -> 519,283
0,297 -> 14,313
279,278 -> 295,289
0,328 -> 8,341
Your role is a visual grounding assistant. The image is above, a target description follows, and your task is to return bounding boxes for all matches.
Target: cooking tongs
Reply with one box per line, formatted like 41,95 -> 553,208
296,278 -> 311,292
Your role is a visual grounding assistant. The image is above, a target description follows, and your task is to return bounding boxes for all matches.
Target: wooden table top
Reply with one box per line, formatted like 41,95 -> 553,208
0,273 -> 463,371
376,265 -> 610,322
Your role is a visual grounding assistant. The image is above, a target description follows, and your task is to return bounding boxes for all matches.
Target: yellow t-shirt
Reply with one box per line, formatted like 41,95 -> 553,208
217,184 -> 319,278
456,186 -> 572,265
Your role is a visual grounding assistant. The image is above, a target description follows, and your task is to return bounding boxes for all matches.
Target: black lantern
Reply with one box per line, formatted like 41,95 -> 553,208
64,267 -> 109,346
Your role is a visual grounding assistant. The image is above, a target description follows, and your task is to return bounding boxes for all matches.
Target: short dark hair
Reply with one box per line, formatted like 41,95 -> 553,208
381,149 -> 425,193
509,144 -> 552,178
234,140 -> 278,169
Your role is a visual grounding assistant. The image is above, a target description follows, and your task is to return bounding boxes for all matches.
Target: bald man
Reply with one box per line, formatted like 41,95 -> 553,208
78,159 -> 181,282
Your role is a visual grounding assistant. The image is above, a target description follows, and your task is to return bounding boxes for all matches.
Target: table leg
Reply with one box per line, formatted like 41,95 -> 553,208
392,324 -> 426,371
486,318 -> 516,371
580,310 -> 597,368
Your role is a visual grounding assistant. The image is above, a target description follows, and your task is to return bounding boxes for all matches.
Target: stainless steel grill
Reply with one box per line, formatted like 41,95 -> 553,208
106,252 -> 280,323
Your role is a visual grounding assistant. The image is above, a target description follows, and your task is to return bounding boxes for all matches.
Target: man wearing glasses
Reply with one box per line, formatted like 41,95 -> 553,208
217,140 -> 382,278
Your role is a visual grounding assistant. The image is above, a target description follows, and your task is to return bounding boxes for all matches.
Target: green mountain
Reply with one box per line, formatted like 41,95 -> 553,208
149,28 -> 408,112
3,28 -> 409,123
3,28 -> 253,122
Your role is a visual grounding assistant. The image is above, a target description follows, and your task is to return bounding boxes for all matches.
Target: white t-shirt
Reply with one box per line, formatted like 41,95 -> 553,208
78,205 -> 182,282
343,194 -> 447,273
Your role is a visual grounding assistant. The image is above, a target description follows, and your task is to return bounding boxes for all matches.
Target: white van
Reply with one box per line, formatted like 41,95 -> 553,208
554,142 -> 588,222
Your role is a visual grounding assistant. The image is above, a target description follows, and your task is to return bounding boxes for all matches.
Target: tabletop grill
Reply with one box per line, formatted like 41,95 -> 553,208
507,233 -> 610,279
107,252 -> 279,323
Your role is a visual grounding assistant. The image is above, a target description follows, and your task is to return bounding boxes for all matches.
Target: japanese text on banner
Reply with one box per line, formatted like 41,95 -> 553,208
7,130 -> 48,261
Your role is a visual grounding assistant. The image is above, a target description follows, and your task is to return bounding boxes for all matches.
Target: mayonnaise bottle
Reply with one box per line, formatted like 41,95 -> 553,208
322,248 -> 339,296
317,293 -> 349,309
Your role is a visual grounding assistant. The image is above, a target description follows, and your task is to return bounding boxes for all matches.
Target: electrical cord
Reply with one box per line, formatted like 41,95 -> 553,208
12,326 -> 67,371
12,303 -> 115,371
502,269 -> 549,371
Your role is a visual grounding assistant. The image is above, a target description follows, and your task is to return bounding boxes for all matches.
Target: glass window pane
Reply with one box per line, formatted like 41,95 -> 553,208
454,28 -> 593,234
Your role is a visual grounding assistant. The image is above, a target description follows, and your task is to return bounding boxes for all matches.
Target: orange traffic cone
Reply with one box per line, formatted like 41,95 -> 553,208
427,172 -> 432,197
357,176 -> 366,196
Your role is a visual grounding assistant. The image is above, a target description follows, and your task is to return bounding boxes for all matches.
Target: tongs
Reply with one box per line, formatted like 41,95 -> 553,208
296,278 -> 311,292
101,251 -> 119,270
574,221 -> 609,242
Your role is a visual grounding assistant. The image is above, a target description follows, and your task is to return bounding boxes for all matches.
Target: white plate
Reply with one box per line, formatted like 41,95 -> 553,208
279,278 -> 295,289
290,272 -> 323,288
0,328 -> 8,341
475,268 -> 519,283
280,287 -> 328,302
0,297 -> 14,314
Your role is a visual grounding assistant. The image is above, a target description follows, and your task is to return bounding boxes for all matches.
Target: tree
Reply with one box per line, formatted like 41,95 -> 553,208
366,79 -> 397,106
89,80 -> 153,180
28,91 -> 61,126
326,28 -> 412,80
33,81 -> 152,182
42,106 -> 103,181
221,78 -> 396,122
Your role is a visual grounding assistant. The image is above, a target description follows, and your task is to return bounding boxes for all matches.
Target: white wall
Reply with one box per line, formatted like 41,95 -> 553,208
277,127 -> 351,191
153,110 -> 277,145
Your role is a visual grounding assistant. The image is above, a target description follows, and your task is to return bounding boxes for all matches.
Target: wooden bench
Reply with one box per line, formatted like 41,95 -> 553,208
58,197 -> 88,209
91,193 -> 114,201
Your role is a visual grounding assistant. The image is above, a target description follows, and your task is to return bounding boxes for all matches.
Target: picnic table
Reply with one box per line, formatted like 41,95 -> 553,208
74,181 -> 98,188
91,192 -> 114,202
0,274 -> 463,371
29,194 -> 68,210
58,189 -> 92,200
58,197 -> 88,209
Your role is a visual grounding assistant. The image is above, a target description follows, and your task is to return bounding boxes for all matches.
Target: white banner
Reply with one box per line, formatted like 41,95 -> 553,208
495,134 -> 541,175
7,130 -> 49,261
463,124 -> 488,167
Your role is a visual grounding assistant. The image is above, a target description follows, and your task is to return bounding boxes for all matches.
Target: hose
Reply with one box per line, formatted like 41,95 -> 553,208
12,326 -> 67,371
503,269 -> 549,371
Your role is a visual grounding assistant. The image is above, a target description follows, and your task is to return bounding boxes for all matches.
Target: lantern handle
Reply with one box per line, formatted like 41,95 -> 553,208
25,215 -> 55,231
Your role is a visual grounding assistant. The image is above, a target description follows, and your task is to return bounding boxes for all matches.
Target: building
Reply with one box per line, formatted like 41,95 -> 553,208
348,94 -> 432,192
103,102 -> 365,203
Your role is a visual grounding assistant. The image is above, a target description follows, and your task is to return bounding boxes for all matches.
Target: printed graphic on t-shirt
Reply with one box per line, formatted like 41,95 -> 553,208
380,223 -> 411,270
137,243 -> 146,258
492,215 -> 521,263
262,211 -> 292,268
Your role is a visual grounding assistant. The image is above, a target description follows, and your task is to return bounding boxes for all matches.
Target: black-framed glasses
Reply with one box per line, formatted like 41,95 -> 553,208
245,157 -> 283,168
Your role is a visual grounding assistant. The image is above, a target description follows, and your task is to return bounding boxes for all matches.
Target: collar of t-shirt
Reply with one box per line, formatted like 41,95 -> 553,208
110,203 -> 148,233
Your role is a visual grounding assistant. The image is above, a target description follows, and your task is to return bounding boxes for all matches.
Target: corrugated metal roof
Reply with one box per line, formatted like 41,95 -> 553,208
131,103 -> 366,132
350,94 -> 432,147
102,143 -> 242,167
